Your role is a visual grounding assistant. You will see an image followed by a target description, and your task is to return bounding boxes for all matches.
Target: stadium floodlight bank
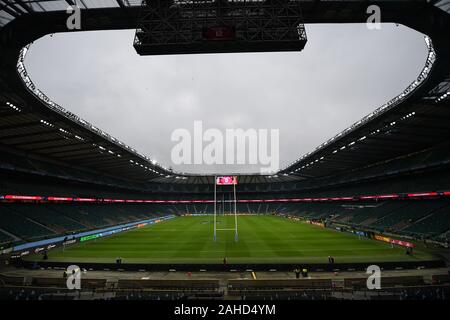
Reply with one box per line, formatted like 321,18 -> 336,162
134,0 -> 308,55
214,176 -> 239,242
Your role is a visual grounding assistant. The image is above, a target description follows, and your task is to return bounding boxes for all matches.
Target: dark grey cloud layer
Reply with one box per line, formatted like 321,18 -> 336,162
25,24 -> 427,174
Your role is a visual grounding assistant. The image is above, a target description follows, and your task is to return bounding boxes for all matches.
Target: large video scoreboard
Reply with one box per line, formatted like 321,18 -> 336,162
216,176 -> 238,186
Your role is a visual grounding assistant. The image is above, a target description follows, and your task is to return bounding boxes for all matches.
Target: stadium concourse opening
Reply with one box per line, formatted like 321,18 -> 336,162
0,0 -> 449,302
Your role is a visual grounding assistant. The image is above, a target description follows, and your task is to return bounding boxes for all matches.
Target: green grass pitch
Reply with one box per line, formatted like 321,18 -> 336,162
34,215 -> 435,264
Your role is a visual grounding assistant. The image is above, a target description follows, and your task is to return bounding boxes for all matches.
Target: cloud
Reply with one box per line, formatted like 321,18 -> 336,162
25,24 -> 427,174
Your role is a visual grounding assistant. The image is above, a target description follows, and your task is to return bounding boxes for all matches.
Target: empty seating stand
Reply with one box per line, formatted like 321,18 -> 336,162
372,201 -> 448,231
0,205 -> 56,240
0,203 -> 163,242
31,277 -> 106,289
0,274 -> 25,286
403,205 -> 450,236
117,279 -> 220,291
0,230 -> 13,245
12,204 -> 86,233
228,279 -> 332,296
431,274 -> 450,284
344,276 -> 424,289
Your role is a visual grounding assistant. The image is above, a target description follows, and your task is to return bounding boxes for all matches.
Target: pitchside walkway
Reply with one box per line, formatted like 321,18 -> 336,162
1,266 -> 448,282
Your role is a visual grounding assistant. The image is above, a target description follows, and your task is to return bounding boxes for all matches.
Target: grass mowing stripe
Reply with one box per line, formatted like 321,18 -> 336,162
27,215 -> 436,264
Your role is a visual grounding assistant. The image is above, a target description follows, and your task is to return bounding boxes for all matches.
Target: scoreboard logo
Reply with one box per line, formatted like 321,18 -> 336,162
216,176 -> 238,186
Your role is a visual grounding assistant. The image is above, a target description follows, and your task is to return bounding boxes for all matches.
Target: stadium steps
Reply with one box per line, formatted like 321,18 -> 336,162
47,205 -> 91,229
350,202 -> 409,225
11,204 -> 87,234
49,206 -> 102,229
371,201 -> 446,231
53,210 -> 91,229
360,217 -> 379,226
403,204 -> 450,236
0,228 -> 18,244
0,229 -> 18,241
0,206 -> 56,241
410,211 -> 440,225
436,230 -> 450,242
20,216 -> 58,234
391,220 -> 411,231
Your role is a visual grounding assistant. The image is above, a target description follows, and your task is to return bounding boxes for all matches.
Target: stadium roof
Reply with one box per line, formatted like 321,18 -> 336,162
1,0 -> 448,28
0,0 -> 449,185
0,0 -> 142,27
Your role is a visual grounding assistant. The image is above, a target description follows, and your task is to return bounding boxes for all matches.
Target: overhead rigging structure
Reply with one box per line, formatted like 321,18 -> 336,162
134,0 -> 308,55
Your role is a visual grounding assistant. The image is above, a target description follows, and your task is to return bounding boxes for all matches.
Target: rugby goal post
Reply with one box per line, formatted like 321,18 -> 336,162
214,176 -> 238,242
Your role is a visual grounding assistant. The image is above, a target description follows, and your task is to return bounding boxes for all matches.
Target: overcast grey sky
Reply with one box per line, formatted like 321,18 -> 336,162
25,23 -> 427,174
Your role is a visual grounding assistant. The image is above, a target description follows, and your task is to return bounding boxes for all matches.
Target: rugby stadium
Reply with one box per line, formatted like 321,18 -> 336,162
0,0 -> 449,303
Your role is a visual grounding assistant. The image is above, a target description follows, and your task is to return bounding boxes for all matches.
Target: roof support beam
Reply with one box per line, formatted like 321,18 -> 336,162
76,157 -> 127,166
116,0 -> 126,9
14,0 -> 33,13
60,152 -> 115,162
0,1 -> 20,17
2,0 -> 25,15
51,149 -> 100,158
8,137 -> 66,148
39,144 -> 94,155
0,129 -> 56,140
0,122 -> 41,131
